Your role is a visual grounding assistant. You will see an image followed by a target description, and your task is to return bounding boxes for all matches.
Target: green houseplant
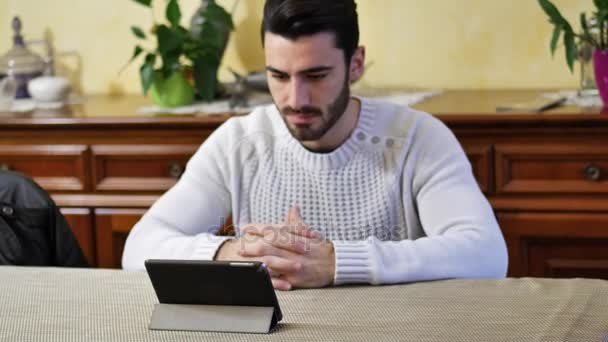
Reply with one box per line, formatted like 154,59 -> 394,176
538,0 -> 608,105
127,0 -> 234,107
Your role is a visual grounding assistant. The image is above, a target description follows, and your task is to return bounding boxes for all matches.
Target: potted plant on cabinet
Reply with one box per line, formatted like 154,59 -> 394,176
126,0 -> 233,107
538,0 -> 608,106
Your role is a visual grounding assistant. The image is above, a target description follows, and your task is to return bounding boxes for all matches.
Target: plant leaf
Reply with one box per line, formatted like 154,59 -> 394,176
166,0 -> 181,27
579,13 -> 599,49
160,52 -> 180,79
140,54 -> 156,95
594,0 -> 608,11
564,30 -> 577,72
197,22 -> 225,51
550,26 -> 562,56
131,26 -> 147,39
538,0 -> 572,31
156,25 -> 184,55
156,23 -> 184,78
205,2 -> 235,30
132,0 -> 152,8
193,56 -> 220,101
129,45 -> 144,63
118,45 -> 144,75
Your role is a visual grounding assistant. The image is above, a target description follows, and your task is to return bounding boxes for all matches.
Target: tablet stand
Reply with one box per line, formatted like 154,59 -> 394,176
149,304 -> 278,333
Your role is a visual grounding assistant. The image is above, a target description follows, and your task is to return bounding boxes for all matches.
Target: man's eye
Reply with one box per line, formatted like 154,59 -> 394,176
272,74 -> 289,81
307,74 -> 327,80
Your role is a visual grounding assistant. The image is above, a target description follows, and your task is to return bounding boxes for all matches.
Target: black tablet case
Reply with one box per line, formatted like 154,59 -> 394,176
145,260 -> 282,333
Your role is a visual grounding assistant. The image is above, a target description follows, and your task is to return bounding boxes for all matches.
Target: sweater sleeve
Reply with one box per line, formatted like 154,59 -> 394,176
121,120 -> 237,271
333,115 -> 508,285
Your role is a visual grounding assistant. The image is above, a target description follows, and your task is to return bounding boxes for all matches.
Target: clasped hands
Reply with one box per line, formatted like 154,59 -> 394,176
215,206 -> 335,291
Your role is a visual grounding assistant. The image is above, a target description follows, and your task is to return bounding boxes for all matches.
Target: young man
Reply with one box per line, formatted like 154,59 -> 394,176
122,0 -> 508,290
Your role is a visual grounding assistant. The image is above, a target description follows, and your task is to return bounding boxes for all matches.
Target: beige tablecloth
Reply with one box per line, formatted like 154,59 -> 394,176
0,266 -> 607,341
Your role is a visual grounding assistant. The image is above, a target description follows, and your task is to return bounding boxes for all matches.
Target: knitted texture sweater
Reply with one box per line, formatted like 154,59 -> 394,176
122,97 -> 508,284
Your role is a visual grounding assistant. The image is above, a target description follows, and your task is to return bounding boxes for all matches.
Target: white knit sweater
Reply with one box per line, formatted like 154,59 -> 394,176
122,97 -> 508,284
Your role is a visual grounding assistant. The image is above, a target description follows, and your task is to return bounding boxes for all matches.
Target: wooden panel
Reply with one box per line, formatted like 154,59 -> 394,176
495,144 -> 608,194
497,212 -> 608,279
61,208 -> 96,266
545,259 -> 608,279
91,145 -> 198,192
94,208 -> 145,269
53,194 -> 159,208
0,145 -> 89,191
462,143 -> 493,194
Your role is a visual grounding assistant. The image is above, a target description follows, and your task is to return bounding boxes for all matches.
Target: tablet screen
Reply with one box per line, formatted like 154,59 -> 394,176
144,259 -> 282,322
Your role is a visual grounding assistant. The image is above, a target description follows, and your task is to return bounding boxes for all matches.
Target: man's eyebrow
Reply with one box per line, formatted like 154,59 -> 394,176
266,66 -> 287,75
299,66 -> 333,73
266,66 -> 334,75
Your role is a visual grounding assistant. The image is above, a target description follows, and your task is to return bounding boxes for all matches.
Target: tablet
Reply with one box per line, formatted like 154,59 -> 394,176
144,259 -> 283,323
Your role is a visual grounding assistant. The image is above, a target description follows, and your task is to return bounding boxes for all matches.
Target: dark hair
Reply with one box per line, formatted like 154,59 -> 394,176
261,0 -> 359,63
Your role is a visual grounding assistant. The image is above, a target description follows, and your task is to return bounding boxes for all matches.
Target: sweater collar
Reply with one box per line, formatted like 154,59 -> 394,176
271,96 -> 375,170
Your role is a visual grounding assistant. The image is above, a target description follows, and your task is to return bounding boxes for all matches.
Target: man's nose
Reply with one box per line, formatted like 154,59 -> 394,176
287,79 -> 311,110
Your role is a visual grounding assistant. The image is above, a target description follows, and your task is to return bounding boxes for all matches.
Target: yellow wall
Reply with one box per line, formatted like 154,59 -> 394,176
0,0 -> 593,95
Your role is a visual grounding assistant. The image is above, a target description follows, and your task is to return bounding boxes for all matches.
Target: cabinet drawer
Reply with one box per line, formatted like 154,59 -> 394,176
495,144 -> 608,194
498,212 -> 608,279
91,145 -> 198,192
0,145 -> 88,192
462,143 -> 493,194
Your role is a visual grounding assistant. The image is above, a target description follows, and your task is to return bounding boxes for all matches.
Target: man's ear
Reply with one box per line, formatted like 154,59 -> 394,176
349,46 -> 366,83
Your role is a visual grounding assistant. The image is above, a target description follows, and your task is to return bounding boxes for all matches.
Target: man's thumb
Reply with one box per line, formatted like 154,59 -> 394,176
286,205 -> 302,224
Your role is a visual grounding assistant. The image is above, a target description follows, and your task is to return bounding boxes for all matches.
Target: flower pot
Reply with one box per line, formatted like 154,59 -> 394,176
149,71 -> 194,108
593,50 -> 608,107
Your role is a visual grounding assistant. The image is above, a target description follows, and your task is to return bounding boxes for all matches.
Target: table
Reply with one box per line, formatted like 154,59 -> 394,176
0,267 -> 607,341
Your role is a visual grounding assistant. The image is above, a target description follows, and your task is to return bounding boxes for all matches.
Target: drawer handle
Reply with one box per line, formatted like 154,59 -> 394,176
168,162 -> 185,180
0,163 -> 9,171
584,164 -> 602,182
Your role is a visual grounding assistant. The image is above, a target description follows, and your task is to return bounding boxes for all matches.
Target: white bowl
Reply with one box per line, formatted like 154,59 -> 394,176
27,76 -> 71,102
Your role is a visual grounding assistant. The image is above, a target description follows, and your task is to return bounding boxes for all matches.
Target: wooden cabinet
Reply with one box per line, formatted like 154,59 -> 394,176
422,91 -> 608,280
462,143 -> 493,194
94,209 -> 145,268
61,208 -> 96,266
2,92 -> 608,279
497,212 -> 608,279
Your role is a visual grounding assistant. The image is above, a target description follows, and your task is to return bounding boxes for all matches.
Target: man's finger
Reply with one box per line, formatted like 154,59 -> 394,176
262,255 -> 302,274
238,233 -> 307,257
285,206 -> 302,224
271,277 -> 292,291
241,224 -> 275,236
284,225 -> 320,239
243,223 -> 319,240
261,231 -> 309,254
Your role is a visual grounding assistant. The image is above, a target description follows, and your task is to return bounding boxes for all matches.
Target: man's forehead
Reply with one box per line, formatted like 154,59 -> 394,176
264,31 -> 343,72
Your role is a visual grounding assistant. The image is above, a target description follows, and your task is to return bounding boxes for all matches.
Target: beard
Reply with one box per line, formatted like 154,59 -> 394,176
277,77 -> 351,142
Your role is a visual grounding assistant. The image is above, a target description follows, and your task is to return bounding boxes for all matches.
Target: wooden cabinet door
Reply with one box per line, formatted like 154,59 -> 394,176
462,143 -> 493,194
94,209 -> 145,269
61,208 -> 96,267
498,212 -> 608,279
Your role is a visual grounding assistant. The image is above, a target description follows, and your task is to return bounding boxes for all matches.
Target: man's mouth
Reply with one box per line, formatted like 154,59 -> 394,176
287,114 -> 318,125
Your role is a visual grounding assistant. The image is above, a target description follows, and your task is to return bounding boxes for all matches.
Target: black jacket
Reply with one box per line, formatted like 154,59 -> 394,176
0,170 -> 88,267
